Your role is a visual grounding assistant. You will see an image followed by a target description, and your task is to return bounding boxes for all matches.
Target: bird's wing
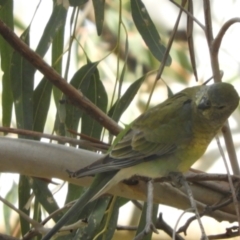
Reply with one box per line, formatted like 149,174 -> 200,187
70,89 -> 195,178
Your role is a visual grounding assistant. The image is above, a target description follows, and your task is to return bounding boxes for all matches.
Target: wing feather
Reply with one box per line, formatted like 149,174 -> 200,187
72,88 -> 197,178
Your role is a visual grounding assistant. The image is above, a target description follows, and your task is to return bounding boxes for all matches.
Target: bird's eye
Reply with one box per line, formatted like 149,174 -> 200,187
217,105 -> 225,109
197,98 -> 211,110
205,100 -> 211,107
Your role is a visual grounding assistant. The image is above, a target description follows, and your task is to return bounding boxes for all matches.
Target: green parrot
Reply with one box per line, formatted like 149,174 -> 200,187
43,82 -> 239,239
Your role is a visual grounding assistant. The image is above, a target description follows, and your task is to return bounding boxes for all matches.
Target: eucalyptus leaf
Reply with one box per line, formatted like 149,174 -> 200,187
131,0 -> 171,65
69,0 -> 88,7
0,0 -> 13,127
33,78 -> 52,135
31,178 -> 63,222
66,61 -> 108,138
81,68 -> 108,139
35,3 -> 67,57
18,176 -> 31,234
74,196 -> 111,240
0,0 -> 8,6
97,197 -> 121,240
92,0 -> 105,35
52,20 -> 65,104
3,182 -> 17,234
10,28 -> 33,131
109,74 -> 146,123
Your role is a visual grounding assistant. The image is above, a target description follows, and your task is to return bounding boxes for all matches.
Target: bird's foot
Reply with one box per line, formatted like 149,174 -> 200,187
168,171 -> 184,188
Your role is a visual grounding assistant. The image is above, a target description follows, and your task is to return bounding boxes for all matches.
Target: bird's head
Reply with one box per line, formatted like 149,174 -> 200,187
195,82 -> 239,127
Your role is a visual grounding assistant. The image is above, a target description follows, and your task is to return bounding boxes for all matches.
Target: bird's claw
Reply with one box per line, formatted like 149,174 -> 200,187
66,169 -> 76,178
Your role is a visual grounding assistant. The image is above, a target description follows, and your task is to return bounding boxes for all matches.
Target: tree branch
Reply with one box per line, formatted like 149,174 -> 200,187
0,19 -> 121,136
0,137 -> 237,223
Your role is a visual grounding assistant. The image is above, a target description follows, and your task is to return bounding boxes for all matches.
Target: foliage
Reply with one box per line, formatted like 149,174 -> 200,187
0,0 -> 240,239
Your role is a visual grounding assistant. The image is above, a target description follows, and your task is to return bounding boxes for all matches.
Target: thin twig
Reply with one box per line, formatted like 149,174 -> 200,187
0,195 -> 45,234
201,0 -> 240,181
0,19 -> 121,136
0,126 -> 109,150
216,135 -> 240,235
180,176 -> 208,240
221,121 -> 240,176
212,18 -> 240,55
185,172 -> 240,182
208,226 -> 239,239
134,180 -> 158,240
154,172 -> 240,183
116,225 -> 138,231
147,0 -> 187,109
173,208 -> 193,239
0,233 -> 20,240
131,200 -> 143,210
169,0 -> 205,30
156,213 -> 184,240
203,0 -> 213,44
186,0 -> 198,81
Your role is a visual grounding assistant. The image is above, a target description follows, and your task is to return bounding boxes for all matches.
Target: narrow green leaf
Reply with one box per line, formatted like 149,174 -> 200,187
131,0 -> 171,65
10,27 -> 33,235
35,2 -> 67,57
166,84 -> 174,98
160,79 -> 173,98
32,1 -> 66,138
0,0 -> 8,6
92,0 -> 105,35
65,184 -> 85,206
52,18 -> 65,104
57,186 -> 89,240
33,77 -> 52,134
117,197 -> 130,207
65,61 -> 100,131
33,198 -> 41,226
10,26 -> 33,236
69,0 -> 88,7
54,112 -> 66,137
26,2 -> 68,129
70,61 -> 100,92
31,178 -> 63,222
97,197 -> 121,240
81,68 -> 108,139
3,182 -> 18,234
18,176 -> 31,234
33,199 -> 42,240
10,28 -> 33,131
74,196 -> 112,240
52,18 -> 66,138
118,31 -> 129,98
0,0 -> 13,127
109,74 -> 146,122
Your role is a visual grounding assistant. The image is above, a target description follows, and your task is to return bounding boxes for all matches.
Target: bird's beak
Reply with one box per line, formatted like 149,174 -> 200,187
197,97 -> 211,110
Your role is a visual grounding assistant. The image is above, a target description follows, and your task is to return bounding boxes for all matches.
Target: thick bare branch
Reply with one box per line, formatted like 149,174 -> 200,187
0,137 -> 237,223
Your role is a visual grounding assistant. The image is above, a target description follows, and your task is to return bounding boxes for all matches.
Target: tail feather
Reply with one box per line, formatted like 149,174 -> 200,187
42,171 -> 117,240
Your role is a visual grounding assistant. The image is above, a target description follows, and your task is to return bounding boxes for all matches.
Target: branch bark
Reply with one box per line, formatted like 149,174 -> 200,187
0,19 -> 121,136
0,137 -> 237,223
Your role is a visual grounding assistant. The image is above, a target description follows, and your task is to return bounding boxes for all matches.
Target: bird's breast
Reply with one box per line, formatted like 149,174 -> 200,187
175,126 -> 214,172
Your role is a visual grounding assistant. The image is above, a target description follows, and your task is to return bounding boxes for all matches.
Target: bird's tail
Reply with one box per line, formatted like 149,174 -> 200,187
42,171 -> 118,240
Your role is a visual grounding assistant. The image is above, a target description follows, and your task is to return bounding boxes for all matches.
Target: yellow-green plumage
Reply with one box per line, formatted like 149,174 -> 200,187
74,83 -> 239,177
43,82 -> 239,239
69,82 -> 239,200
